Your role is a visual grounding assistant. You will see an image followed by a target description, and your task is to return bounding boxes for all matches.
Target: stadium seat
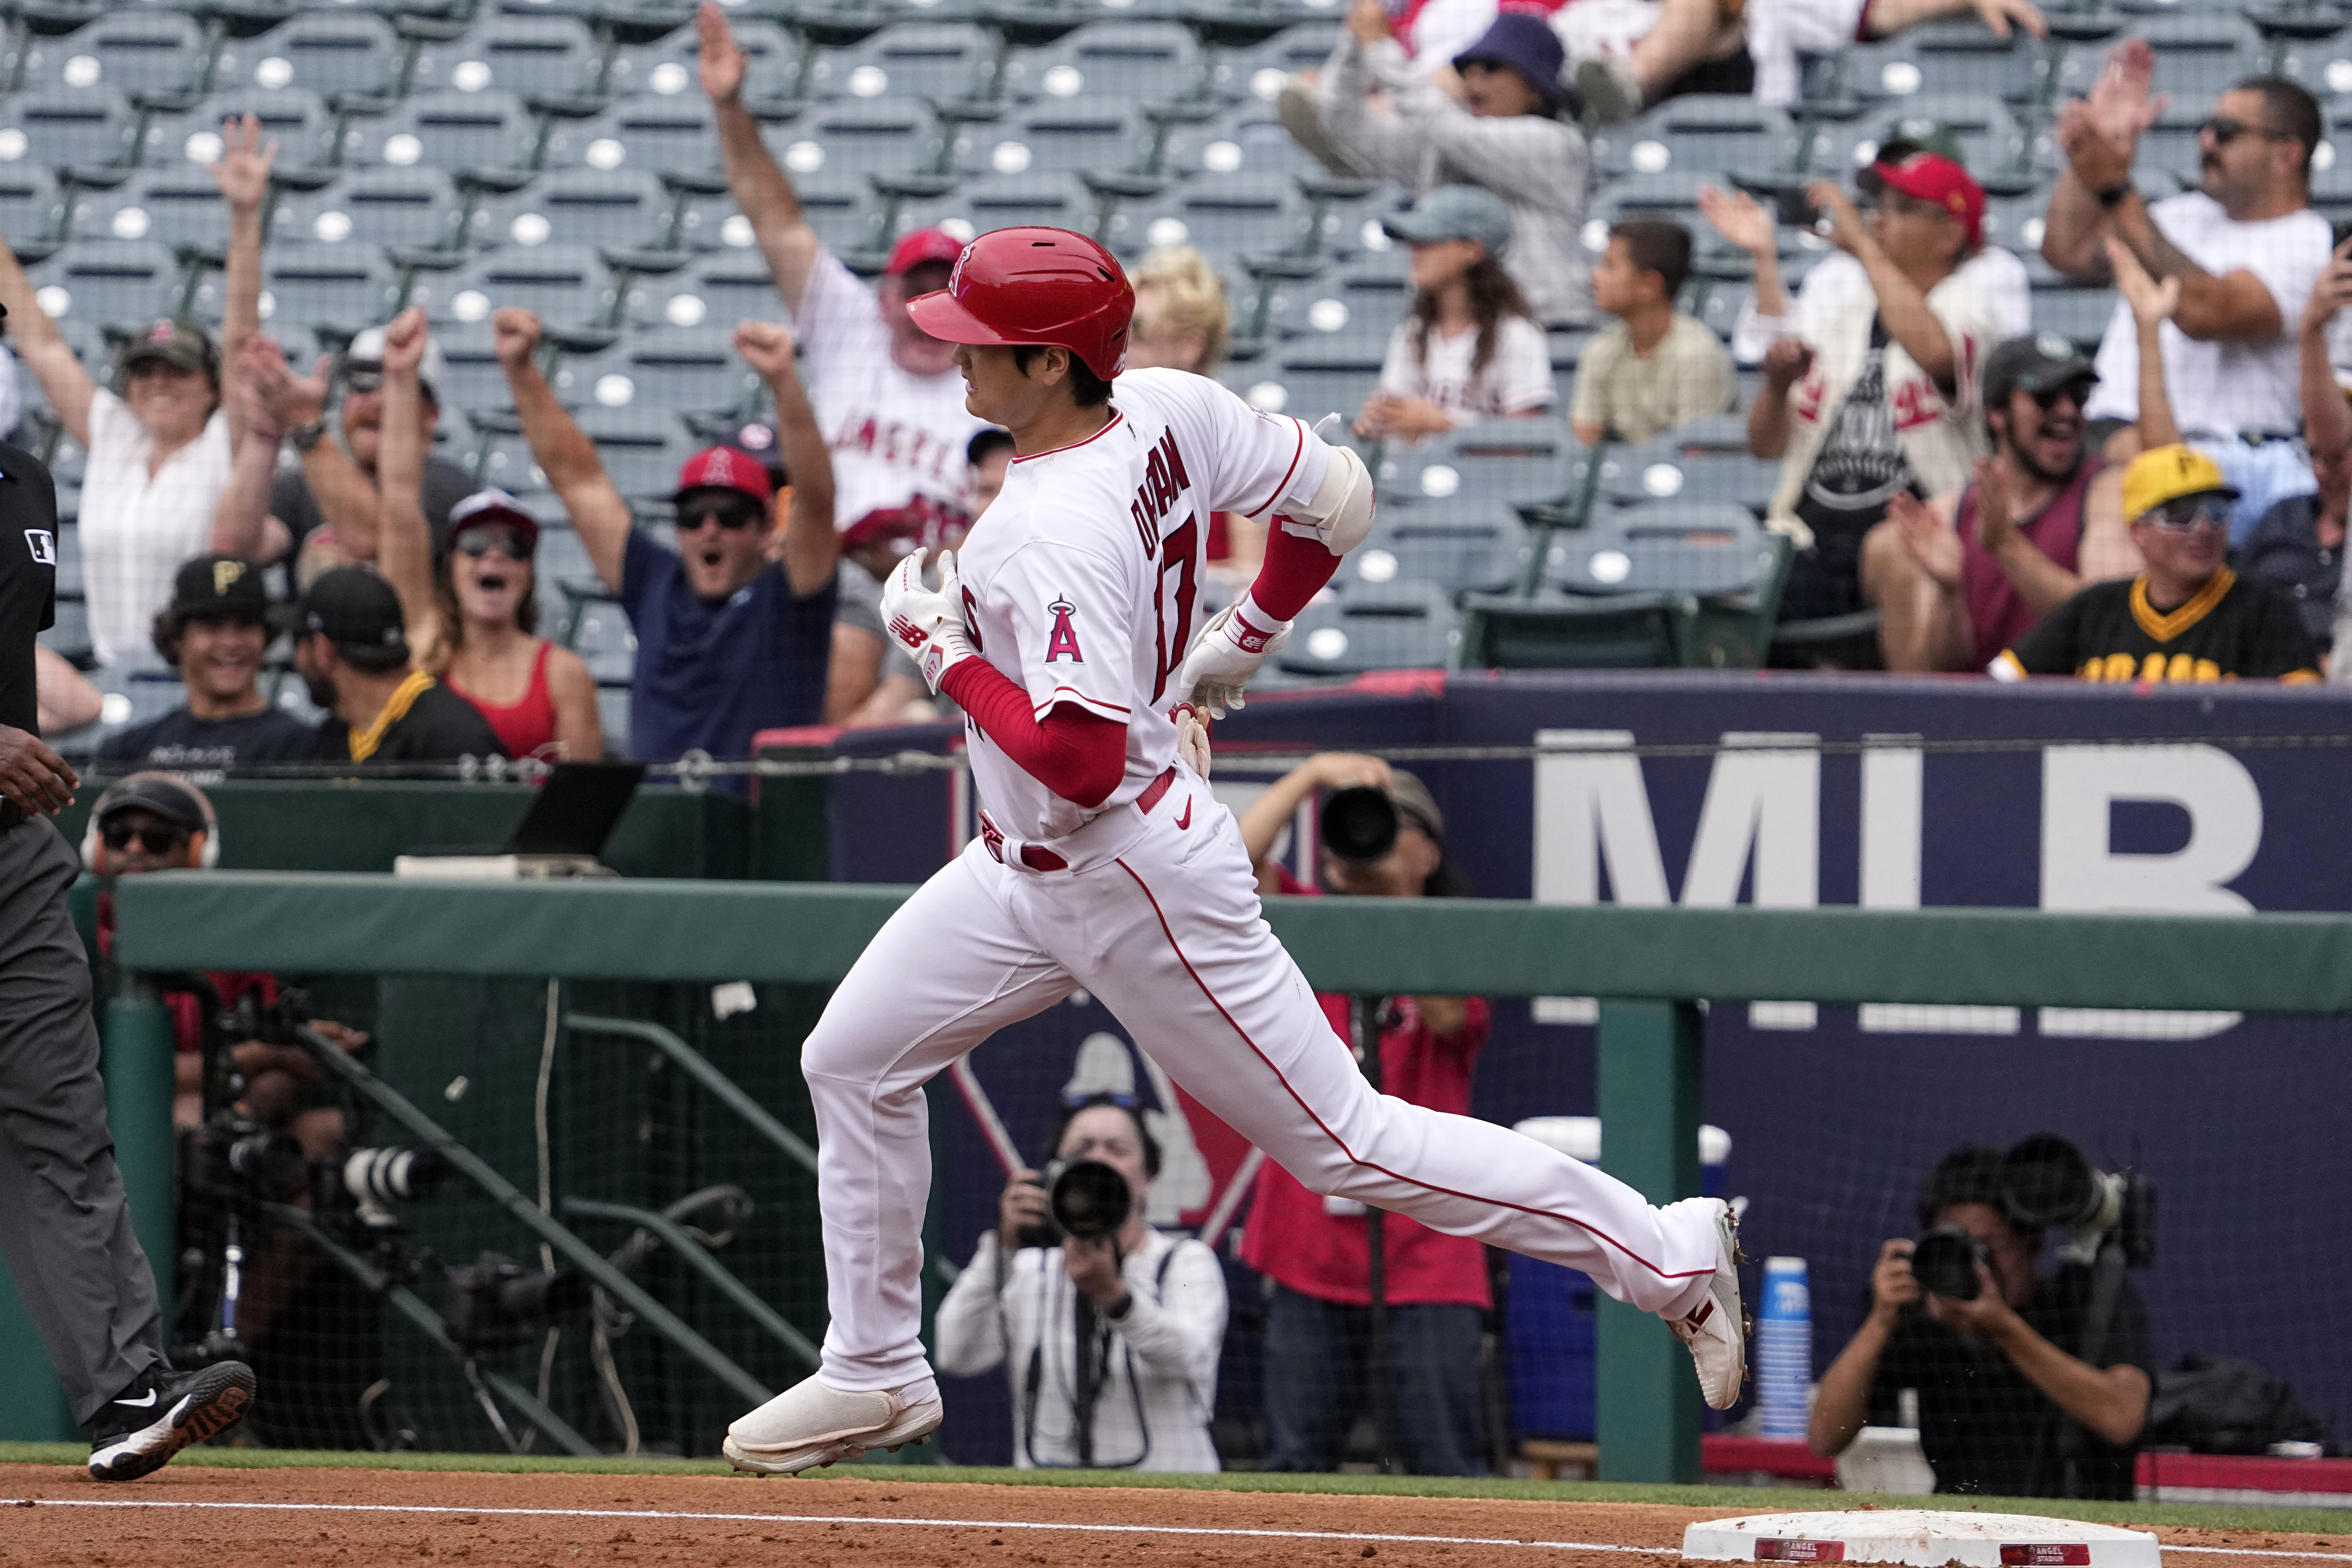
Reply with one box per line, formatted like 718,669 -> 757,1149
423,319 -> 514,413
543,94 -> 724,179
214,11 -> 406,103
897,169 -> 1103,238
1211,22 -> 1339,105
1596,438 -> 1779,513
1003,23 -> 1205,106
1350,500 -> 1532,595
575,407 -> 696,498
1278,579 -> 1461,676
0,164 -> 65,248
2031,285 -> 2120,350
1581,172 -> 1717,256
348,90 -> 541,176
1548,501 -> 1777,598
628,248 -> 789,331
0,88 -> 143,173
16,11 -> 213,99
687,168 -> 881,257
1833,19 -> 2039,105
26,240 -> 184,330
552,326 -> 760,416
1816,95 -> 2031,183
69,167 -> 237,250
608,18 -> 801,104
808,23 -> 1000,106
767,100 -> 948,177
1330,243 -> 1413,320
1158,103 -> 1326,181
143,91 -> 339,179
953,95 -> 1151,178
412,245 -> 621,330
485,166 -> 678,252
274,167 -> 470,253
1383,420 -> 1578,508
411,15 -> 606,102
1590,95 -> 1803,180
1110,172 -> 1311,260
1456,588 -> 1683,669
1249,324 -> 1388,421
187,241 -> 403,333
2133,12 -> 2264,102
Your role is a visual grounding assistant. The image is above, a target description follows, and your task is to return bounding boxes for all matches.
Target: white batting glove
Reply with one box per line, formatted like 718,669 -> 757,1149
1172,704 -> 1212,779
1173,594 -> 1289,719
882,548 -> 977,695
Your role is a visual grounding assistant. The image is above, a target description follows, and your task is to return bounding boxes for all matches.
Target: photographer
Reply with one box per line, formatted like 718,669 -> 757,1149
1808,1143 -> 2153,1499
1235,757 -> 1494,1476
933,1095 -> 1227,1471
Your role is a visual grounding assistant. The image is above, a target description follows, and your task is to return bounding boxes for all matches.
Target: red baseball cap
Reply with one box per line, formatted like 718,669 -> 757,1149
885,227 -> 965,277
1864,150 -> 1984,248
671,445 -> 775,506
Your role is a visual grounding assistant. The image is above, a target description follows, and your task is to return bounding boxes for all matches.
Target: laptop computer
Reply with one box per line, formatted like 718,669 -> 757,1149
393,760 -> 649,879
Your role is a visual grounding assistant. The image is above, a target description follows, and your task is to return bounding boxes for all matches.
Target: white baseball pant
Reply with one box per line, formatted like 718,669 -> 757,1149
801,767 -> 1723,1394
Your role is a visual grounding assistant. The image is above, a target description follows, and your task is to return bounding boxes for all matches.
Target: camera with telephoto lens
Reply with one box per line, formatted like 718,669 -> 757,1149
444,1252 -> 591,1349
329,1146 -> 448,1228
1320,786 -> 1401,864
185,1111 -> 307,1204
1013,1158 -> 1133,1249
1912,1133 -> 2156,1299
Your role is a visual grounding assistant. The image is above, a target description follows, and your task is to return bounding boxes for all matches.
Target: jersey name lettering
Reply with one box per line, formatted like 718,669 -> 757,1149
1129,430 -> 1192,558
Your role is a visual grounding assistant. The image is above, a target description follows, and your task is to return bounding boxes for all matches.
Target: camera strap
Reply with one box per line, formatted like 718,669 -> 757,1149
2048,1240 -> 2128,1498
1018,1243 -> 1181,1470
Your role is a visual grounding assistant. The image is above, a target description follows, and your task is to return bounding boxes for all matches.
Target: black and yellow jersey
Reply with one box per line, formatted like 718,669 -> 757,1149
1993,568 -> 2321,684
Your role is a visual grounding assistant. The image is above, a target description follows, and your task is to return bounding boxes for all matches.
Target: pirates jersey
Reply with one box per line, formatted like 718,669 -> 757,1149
1993,568 -> 2320,684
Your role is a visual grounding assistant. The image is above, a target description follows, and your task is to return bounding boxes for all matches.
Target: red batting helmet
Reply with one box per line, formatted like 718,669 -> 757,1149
905,227 -> 1134,381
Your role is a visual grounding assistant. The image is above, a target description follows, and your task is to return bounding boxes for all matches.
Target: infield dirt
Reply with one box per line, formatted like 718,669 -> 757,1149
3,1468 -> 2347,1568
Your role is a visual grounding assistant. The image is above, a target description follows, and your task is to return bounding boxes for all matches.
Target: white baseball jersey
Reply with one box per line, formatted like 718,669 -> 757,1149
953,368 -> 1330,842
797,255 -> 989,531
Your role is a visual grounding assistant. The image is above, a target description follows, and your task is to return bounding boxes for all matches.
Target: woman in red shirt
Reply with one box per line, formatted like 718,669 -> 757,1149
1236,754 -> 1494,1476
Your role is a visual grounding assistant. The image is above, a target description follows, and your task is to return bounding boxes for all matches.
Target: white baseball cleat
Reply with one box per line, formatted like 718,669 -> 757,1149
1666,1197 -> 1748,1410
723,1374 -> 944,1475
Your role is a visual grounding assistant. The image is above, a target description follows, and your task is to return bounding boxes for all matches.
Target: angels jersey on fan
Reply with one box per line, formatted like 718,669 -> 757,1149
954,368 -> 1331,841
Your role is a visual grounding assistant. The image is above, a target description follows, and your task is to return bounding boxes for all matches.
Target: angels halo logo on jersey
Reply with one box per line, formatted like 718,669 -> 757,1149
1044,596 -> 1084,663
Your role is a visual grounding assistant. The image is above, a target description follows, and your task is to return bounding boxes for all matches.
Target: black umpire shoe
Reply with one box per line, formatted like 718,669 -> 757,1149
87,1362 -> 256,1481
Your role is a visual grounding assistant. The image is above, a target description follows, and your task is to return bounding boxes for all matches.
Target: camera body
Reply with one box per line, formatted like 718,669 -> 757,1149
445,1252 -> 590,1349
1014,1157 -> 1133,1249
1910,1133 -> 2157,1299
1910,1224 -> 1992,1300
184,1111 -> 307,1205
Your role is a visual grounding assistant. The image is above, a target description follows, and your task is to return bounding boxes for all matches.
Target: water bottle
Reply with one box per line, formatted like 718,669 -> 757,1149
1755,1256 -> 1811,1439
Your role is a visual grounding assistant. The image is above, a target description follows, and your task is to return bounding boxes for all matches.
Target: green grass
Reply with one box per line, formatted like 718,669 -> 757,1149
1,1444 -> 2346,1536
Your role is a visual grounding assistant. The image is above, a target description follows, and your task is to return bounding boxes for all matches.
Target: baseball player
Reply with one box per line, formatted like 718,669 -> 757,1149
722,228 -> 1743,1474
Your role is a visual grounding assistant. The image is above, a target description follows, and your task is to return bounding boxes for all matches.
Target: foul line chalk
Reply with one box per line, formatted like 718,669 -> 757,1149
1,1498 -> 2347,1561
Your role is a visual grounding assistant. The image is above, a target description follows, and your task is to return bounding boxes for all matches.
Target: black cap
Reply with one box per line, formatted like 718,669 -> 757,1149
169,554 -> 270,619
722,420 -> 789,490
1982,332 -> 2099,411
271,566 -> 408,656
94,772 -> 211,833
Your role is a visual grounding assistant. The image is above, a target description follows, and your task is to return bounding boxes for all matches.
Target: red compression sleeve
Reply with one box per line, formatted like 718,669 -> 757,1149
939,659 -> 1127,808
1245,521 -> 1344,621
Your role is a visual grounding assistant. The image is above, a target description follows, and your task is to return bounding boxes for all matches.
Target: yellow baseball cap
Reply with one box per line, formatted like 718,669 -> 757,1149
2121,443 -> 2239,522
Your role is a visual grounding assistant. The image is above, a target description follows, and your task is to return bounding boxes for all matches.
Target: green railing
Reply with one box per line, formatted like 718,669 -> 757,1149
32,872 -> 2352,1479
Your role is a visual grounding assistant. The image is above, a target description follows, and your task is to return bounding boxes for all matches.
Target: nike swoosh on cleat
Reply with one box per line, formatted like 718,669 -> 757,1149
115,1391 -> 160,1409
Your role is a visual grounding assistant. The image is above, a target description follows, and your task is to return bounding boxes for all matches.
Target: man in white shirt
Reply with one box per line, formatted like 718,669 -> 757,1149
699,4 -> 986,538
2042,46 -> 2330,542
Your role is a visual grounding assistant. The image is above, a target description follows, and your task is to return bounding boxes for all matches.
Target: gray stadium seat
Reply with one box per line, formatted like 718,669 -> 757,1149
0,164 -> 66,247
2031,285 -> 2120,349
1350,500 -> 1532,595
809,23 -> 1000,105
2133,12 -> 2263,102
143,90 -> 339,178
552,327 -> 760,416
575,407 -> 695,498
1833,19 -> 2040,105
1581,171 -> 1718,257
608,18 -> 801,104
1004,23 -> 1206,106
347,90 -> 540,174
424,319 -> 513,413
1253,324 -> 1389,421
26,241 -> 184,330
1110,173 -> 1311,260
768,100 -> 948,177
274,168 -> 470,253
1548,501 -> 1777,598
215,11 -> 405,102
1457,589 -> 1683,669
0,88 -> 142,172
414,246 -> 621,330
955,95 -> 1151,178
1212,23 -> 1340,105
1590,95 -> 1803,180
411,15 -> 606,101
485,167 -> 678,252
1158,104 -> 1326,181
899,170 -> 1102,237
1815,95 -> 2030,183
186,241 -> 403,333
1597,438 -> 1779,513
17,12 -> 213,99
1383,420 -> 1577,508
543,94 -> 724,179
627,248 -> 787,330
69,167 -> 237,250
1278,579 -> 1461,675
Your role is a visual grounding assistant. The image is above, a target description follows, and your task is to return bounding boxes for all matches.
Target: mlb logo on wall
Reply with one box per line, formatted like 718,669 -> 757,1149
24,529 -> 55,566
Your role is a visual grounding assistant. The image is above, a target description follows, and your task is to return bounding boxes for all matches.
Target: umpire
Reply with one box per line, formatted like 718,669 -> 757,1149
0,389 -> 256,1480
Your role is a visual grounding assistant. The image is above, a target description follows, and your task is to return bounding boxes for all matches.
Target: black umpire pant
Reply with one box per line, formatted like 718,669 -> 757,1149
0,817 -> 163,1424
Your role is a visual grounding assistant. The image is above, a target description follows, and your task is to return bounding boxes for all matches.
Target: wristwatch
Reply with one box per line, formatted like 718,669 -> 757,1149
2095,181 -> 2134,211
289,419 -> 326,452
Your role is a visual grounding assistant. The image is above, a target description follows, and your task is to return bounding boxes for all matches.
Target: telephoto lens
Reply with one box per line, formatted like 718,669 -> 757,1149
1320,785 -> 1399,864
1909,1224 -> 1989,1299
1049,1158 -> 1131,1243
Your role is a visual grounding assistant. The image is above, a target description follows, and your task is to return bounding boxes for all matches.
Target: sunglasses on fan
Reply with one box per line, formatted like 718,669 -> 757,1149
101,820 -> 188,855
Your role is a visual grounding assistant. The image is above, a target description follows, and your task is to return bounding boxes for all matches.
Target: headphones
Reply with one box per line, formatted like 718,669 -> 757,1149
82,772 -> 222,876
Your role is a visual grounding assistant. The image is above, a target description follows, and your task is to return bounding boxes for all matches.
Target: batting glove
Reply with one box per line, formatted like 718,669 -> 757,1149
882,548 -> 977,696
1172,593 -> 1289,719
